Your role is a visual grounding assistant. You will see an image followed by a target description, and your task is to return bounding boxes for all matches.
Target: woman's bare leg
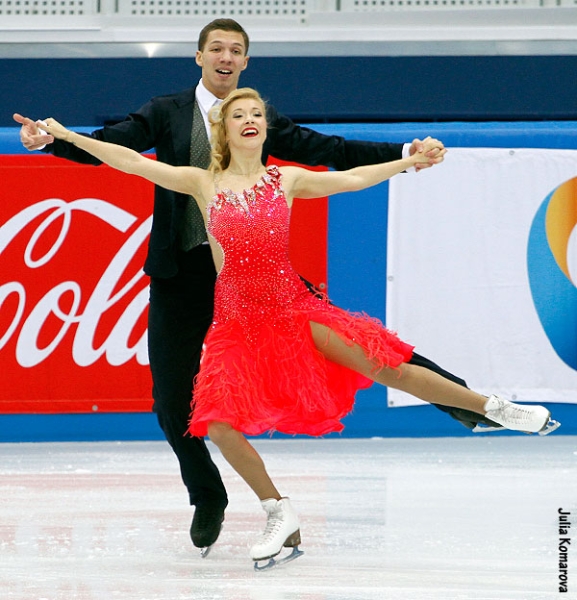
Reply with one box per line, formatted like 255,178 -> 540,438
208,421 -> 301,562
309,322 -> 487,415
208,421 -> 281,501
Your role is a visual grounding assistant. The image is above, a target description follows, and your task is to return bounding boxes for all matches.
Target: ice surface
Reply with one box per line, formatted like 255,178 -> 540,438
1,436 -> 575,600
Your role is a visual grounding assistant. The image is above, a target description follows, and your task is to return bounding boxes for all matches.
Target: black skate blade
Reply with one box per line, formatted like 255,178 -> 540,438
253,546 -> 304,571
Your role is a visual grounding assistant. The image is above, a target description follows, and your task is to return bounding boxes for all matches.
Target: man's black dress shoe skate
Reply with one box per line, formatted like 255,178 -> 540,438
190,504 -> 225,552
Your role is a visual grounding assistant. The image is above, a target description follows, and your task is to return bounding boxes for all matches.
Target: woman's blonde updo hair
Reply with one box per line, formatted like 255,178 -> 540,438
208,87 -> 267,174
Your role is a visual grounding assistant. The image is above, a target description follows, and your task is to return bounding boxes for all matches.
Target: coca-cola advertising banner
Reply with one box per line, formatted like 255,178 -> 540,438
1,155 -> 327,415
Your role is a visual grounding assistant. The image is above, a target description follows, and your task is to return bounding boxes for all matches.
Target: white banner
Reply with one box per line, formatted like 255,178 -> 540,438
387,148 -> 577,407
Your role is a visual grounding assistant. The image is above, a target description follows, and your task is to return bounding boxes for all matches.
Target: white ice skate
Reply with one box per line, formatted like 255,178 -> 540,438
250,497 -> 303,571
482,395 -> 560,435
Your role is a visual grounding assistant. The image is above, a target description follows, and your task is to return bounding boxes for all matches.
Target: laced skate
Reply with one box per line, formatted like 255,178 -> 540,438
251,497 -> 303,571
482,395 -> 560,435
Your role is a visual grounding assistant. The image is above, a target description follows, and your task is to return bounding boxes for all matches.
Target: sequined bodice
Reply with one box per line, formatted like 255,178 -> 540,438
207,165 -> 307,339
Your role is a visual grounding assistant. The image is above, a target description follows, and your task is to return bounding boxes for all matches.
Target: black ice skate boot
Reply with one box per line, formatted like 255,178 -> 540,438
190,504 -> 225,557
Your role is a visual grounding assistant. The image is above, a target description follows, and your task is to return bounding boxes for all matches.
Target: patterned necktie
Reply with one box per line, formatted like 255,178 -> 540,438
180,100 -> 212,251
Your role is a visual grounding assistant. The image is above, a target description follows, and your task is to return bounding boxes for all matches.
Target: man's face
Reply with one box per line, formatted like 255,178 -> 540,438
196,30 -> 249,99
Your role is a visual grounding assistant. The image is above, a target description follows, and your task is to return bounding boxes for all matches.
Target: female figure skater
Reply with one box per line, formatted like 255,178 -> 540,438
34,88 -> 559,569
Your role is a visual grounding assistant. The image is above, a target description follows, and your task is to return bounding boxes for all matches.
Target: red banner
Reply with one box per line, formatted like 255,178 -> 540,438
0,155 -> 327,414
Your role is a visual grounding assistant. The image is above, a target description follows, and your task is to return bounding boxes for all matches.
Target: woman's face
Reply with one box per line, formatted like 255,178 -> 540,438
225,98 -> 267,151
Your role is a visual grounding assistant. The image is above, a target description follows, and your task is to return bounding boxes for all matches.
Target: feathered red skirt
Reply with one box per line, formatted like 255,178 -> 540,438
188,283 -> 413,437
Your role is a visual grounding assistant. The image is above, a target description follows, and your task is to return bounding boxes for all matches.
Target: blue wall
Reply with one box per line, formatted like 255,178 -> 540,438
3,54 -> 577,127
1,121 -> 575,440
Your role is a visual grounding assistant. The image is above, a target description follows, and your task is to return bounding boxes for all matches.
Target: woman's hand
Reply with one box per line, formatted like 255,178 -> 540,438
409,136 -> 447,171
35,117 -> 73,143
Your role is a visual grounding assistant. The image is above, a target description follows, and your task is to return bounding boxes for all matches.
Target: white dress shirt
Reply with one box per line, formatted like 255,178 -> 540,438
195,79 -> 222,136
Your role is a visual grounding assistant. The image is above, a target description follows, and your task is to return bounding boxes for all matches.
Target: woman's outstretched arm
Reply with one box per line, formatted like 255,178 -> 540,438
32,116 -> 206,200
282,137 -> 438,201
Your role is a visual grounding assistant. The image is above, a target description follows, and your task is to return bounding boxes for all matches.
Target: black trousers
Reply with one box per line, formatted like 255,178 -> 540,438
148,246 -> 481,509
148,245 -> 227,509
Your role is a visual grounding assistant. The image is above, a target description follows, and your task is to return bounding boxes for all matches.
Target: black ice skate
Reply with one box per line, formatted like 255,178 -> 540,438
190,504 -> 225,557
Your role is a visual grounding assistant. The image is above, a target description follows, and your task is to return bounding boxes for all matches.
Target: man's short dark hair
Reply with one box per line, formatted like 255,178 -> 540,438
198,19 -> 250,54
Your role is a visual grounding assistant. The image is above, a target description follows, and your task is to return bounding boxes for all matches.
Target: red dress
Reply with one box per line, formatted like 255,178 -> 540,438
188,166 -> 414,437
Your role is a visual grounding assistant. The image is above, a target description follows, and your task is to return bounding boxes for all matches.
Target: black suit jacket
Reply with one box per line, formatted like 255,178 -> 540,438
45,86 -> 403,278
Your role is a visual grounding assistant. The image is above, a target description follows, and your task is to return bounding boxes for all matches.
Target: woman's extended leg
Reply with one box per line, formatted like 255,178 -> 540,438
207,421 -> 301,563
309,322 -> 552,433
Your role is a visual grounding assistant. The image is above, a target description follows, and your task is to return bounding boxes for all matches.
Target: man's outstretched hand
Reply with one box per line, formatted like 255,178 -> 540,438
13,112 -> 54,151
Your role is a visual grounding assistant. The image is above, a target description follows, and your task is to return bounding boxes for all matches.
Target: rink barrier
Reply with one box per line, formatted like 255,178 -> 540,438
0,122 -> 575,441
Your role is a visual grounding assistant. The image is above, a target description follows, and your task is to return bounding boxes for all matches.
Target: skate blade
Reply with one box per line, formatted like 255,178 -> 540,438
472,424 -> 505,434
199,524 -> 223,559
473,418 -> 561,436
538,418 -> 561,436
253,546 -> 304,571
